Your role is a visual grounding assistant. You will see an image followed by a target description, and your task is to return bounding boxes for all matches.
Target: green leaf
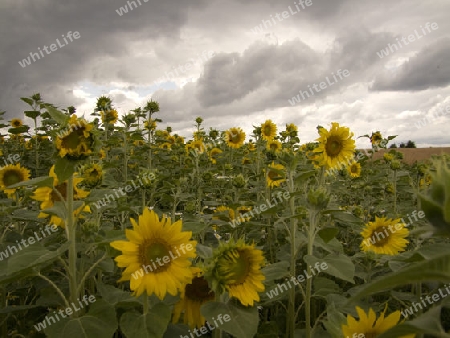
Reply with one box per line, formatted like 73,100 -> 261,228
304,254 -> 355,283
261,261 -> 289,283
318,227 -> 339,243
24,110 -> 40,119
54,157 -> 76,182
201,299 -> 259,338
6,175 -> 53,189
196,243 -> 213,259
120,302 -> 171,338
347,252 -> 450,303
183,221 -> 209,234
294,170 -> 316,184
44,299 -> 117,338
322,210 -> 362,224
8,126 -> 29,134
20,97 -> 34,106
97,283 -> 140,306
46,105 -> 69,126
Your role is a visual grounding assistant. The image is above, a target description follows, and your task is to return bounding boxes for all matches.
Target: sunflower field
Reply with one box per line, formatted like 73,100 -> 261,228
1,93 -> 450,338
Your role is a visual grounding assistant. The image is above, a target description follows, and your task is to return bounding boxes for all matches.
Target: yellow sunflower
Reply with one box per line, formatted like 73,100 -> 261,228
207,239 -> 265,306
213,206 -> 235,221
176,136 -> 185,144
32,165 -> 89,228
286,123 -> 298,134
55,115 -> 95,160
0,163 -> 31,196
172,267 -> 215,329
10,118 -> 23,128
347,161 -> 361,178
83,163 -> 103,185
236,206 -> 252,222
110,209 -> 197,299
242,157 -> 251,165
342,306 -> 415,338
225,127 -> 246,149
100,109 -> 118,124
360,217 -> 409,255
383,152 -> 394,162
209,148 -> 223,164
186,140 -> 206,154
265,162 -> 286,188
261,120 -> 277,141
160,142 -> 172,150
247,142 -> 256,151
314,122 -> 355,170
144,119 -> 157,131
266,139 -> 282,153
370,131 -> 383,146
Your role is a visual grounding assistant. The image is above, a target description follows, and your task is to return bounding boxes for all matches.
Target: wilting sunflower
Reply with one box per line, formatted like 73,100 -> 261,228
265,162 -> 286,188
110,209 -> 197,299
0,163 -> 31,196
186,140 -> 206,154
342,306 -> 415,338
55,115 -> 95,160
370,131 -> 383,146
172,267 -> 215,329
83,163 -> 103,186
314,122 -> 355,170
32,165 -> 89,228
347,160 -> 361,178
225,127 -> 246,149
209,148 -> 222,164
360,217 -> 409,255
266,139 -> 282,153
206,239 -> 265,306
261,120 -> 277,141
100,109 -> 118,124
10,118 -> 23,128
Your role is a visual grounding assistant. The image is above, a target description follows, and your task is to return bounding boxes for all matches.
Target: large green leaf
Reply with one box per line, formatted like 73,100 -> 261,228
54,157 -> 76,182
46,105 -> 70,126
261,261 -> 290,283
201,299 -> 259,338
6,175 -> 53,189
304,254 -> 355,283
43,299 -> 117,338
120,302 -> 171,338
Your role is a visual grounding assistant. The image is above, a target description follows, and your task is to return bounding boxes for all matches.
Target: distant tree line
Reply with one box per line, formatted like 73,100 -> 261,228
389,140 -> 417,148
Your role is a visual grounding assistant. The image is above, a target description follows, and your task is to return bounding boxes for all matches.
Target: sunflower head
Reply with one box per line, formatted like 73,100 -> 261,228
342,306 -> 415,338
100,109 -> 118,124
370,131 -> 383,146
144,119 -> 157,131
172,267 -> 215,329
347,161 -> 361,178
360,217 -> 409,255
265,162 -> 286,188
82,163 -> 103,186
209,147 -> 223,164
205,239 -> 265,306
266,139 -> 282,153
213,206 -> 235,222
110,209 -> 197,299
10,118 -> 23,128
224,127 -> 246,149
314,122 -> 356,170
285,123 -> 298,135
186,140 -> 206,154
55,115 -> 95,160
261,120 -> 277,141
0,163 -> 31,196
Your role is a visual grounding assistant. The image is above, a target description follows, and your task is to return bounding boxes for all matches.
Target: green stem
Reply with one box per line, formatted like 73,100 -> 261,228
287,168 -> 297,338
212,293 -> 222,338
393,169 -> 397,215
305,210 -> 317,338
66,175 -> 79,312
143,294 -> 149,315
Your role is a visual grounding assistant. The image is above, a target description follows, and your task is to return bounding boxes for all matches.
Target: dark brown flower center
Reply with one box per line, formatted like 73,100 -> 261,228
185,276 -> 215,302
325,136 -> 343,157
143,242 -> 171,272
370,226 -> 390,247
3,170 -> 23,186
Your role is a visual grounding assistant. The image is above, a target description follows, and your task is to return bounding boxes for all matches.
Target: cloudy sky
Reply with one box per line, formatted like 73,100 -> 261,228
1,0 -> 449,147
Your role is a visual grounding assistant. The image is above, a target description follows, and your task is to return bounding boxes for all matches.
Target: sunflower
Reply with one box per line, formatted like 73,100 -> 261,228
209,148 -> 222,164
110,209 -> 197,299
370,131 -> 383,146
55,115 -> 95,160
236,206 -> 252,222
10,118 -> 23,128
247,142 -> 256,152
166,135 -> 176,145
261,120 -> 277,141
83,163 -> 103,185
314,122 -> 355,170
176,136 -> 185,144
266,139 -> 282,153
225,127 -> 246,149
160,142 -> 172,150
265,162 -> 286,188
0,163 -> 31,196
32,165 -> 89,228
342,306 -> 415,338
172,267 -> 215,329
242,157 -> 251,165
383,152 -> 394,162
213,206 -> 235,222
347,161 -> 361,178
186,140 -> 206,154
360,217 -> 409,255
144,119 -> 157,131
286,123 -> 298,134
207,239 -> 265,306
100,109 -> 118,124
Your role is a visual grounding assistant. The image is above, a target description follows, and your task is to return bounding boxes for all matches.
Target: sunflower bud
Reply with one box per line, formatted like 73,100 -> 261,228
418,159 -> 450,235
390,160 -> 401,170
307,187 -> 330,210
232,174 -> 246,188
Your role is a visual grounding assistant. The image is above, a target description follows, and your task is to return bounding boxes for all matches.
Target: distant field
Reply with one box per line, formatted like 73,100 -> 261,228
371,147 -> 450,164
